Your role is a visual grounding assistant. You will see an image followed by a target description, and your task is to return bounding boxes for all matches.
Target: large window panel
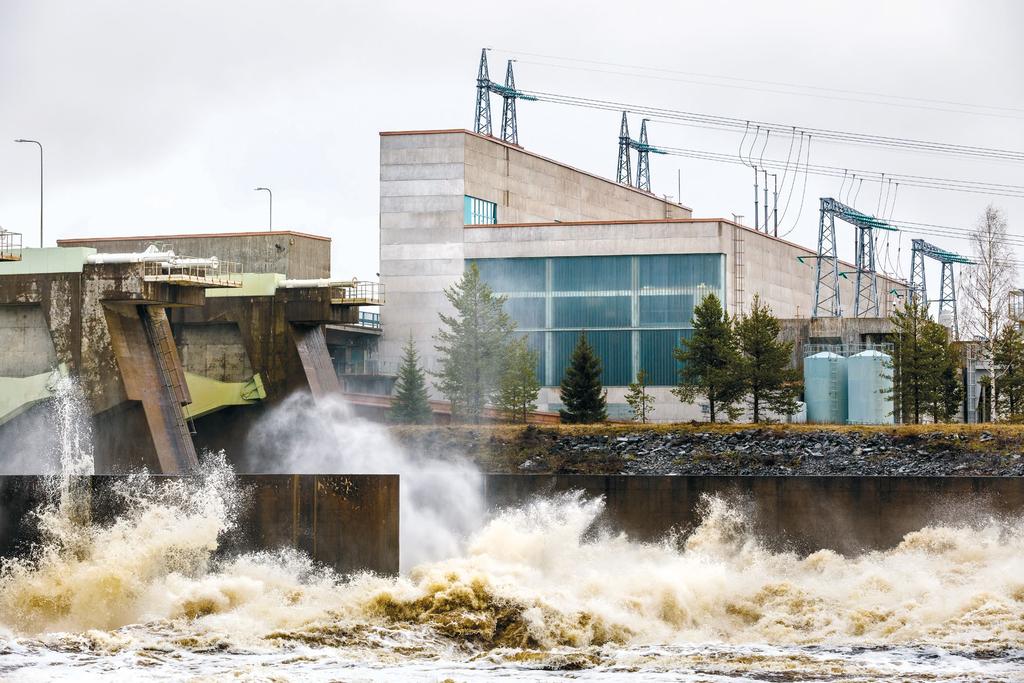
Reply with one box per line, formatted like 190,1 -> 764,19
639,293 -> 695,327
551,256 -> 630,292
640,329 -> 692,386
639,253 -> 723,291
553,331 -> 631,387
471,258 -> 545,293
553,296 -> 630,328
464,195 -> 497,225
504,297 -> 545,329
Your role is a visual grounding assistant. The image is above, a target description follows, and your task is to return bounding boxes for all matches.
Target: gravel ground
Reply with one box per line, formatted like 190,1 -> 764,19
537,429 -> 1024,476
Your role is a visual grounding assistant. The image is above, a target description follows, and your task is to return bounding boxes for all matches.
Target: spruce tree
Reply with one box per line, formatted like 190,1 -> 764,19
994,323 -> 1024,420
889,301 -> 962,423
390,334 -> 434,424
673,293 -> 742,422
496,336 -> 541,423
434,263 -> 516,423
733,295 -> 800,422
559,331 -> 607,423
625,369 -> 655,423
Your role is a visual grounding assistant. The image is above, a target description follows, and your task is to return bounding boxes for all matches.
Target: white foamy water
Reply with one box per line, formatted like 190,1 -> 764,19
0,387 -> 1021,680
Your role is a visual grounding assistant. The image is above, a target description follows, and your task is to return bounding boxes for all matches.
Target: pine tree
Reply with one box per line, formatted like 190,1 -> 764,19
390,334 -> 434,424
921,319 -> 961,423
559,331 -> 607,423
673,293 -> 742,422
434,264 -> 517,423
733,295 -> 800,422
625,369 -> 655,423
993,323 -> 1024,420
496,336 -> 541,423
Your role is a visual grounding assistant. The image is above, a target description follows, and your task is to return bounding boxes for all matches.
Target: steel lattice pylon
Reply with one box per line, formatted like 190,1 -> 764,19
500,60 -> 519,145
473,49 -> 492,136
616,112 -> 632,185
636,119 -> 651,191
616,113 -> 665,190
813,200 -> 842,318
472,50 -> 536,144
909,238 -> 972,339
812,197 -> 897,318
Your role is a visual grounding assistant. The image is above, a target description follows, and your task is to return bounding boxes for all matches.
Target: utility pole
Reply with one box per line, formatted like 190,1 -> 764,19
772,173 -> 779,237
14,139 -> 43,247
753,167 -> 759,233
254,187 -> 272,231
762,170 -> 769,233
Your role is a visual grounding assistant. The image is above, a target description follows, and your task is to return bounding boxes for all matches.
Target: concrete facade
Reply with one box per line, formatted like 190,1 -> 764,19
58,231 -> 331,279
379,129 -> 907,422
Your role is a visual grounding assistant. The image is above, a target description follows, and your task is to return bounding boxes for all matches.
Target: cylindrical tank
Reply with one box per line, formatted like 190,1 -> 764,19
804,351 -> 848,424
847,350 -> 895,425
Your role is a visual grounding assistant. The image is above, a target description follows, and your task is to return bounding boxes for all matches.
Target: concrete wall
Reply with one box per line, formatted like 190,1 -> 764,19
0,474 -> 399,575
58,231 -> 331,279
0,305 -> 57,376
484,474 -> 1024,554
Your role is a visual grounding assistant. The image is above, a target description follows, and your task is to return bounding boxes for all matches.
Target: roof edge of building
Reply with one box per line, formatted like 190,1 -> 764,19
465,217 -> 908,287
57,229 -> 332,244
380,128 -> 694,214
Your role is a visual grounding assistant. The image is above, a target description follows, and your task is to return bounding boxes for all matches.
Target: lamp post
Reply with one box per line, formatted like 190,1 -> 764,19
14,139 -> 43,247
254,187 -> 272,231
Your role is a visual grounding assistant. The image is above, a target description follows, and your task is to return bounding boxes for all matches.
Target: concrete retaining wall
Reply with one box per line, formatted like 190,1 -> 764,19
0,474 -> 399,575
483,475 -> 1024,554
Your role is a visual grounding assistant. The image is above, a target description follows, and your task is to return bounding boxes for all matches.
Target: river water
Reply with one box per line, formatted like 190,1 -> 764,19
1,390 -> 1022,681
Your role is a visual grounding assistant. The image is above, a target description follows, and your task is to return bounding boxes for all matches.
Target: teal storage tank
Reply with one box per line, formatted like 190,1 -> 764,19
847,350 -> 894,425
804,352 -> 848,423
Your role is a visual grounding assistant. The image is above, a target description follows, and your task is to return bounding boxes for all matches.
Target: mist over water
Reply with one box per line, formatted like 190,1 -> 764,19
0,385 -> 1021,680
244,393 -> 484,570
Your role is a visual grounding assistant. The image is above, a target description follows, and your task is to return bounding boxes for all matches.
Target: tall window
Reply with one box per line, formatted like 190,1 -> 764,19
464,195 -> 497,225
470,254 -> 726,387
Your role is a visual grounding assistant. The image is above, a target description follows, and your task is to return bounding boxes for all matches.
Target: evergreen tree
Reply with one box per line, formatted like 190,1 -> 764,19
496,336 -> 541,423
625,369 -> 655,423
390,334 -> 434,424
673,293 -> 742,422
559,331 -> 607,423
889,301 -> 962,423
733,295 -> 801,422
434,263 -> 516,423
993,323 -> 1024,420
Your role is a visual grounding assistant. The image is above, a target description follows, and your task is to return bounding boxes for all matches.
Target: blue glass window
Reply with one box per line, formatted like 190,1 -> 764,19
470,254 -> 724,386
464,195 -> 497,225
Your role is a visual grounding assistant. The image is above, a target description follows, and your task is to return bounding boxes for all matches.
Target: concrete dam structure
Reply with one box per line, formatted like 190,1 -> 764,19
0,233 -> 385,473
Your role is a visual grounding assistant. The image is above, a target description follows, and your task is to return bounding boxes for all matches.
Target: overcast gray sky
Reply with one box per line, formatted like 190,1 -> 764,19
2,0 -> 1022,292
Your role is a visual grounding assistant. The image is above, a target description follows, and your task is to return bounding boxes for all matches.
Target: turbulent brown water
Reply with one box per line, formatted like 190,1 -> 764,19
1,452 -> 1022,681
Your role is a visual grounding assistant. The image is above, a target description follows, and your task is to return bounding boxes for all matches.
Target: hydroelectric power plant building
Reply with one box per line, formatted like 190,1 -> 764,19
379,129 -> 907,421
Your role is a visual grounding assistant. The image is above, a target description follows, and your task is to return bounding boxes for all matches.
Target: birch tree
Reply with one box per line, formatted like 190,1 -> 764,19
961,205 -> 1016,421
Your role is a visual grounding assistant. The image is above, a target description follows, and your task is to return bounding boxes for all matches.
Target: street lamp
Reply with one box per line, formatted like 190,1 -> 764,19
254,187 -> 272,231
14,139 -> 43,247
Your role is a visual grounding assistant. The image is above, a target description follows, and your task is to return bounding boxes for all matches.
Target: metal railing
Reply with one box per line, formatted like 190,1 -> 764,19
330,281 -> 385,305
358,311 -> 381,328
0,229 -> 22,261
336,358 -> 400,376
142,257 -> 242,287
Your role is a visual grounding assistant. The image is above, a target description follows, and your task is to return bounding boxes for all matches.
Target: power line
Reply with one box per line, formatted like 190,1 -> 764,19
653,145 -> 1024,198
493,48 -> 1024,120
521,90 -> 1024,164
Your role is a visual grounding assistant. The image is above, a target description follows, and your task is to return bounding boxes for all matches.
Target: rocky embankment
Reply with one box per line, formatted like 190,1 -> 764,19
390,426 -> 1024,476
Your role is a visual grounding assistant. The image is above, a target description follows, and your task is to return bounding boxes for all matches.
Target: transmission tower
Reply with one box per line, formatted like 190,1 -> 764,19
617,112 -> 632,185
909,239 -> 972,338
474,49 -> 493,137
813,197 -> 897,318
472,49 -> 536,144
616,113 -> 665,191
